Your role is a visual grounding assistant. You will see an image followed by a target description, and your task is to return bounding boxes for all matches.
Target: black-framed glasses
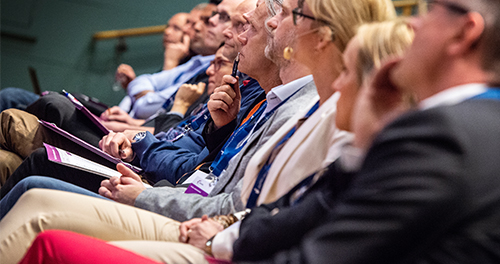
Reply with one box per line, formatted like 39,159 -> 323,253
427,0 -> 469,15
292,7 -> 328,25
212,11 -> 231,23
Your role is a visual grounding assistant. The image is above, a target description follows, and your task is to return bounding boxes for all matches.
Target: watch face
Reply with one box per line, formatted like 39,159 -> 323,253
134,132 -> 146,142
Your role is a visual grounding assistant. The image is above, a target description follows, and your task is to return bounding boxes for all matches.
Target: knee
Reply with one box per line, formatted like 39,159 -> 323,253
16,176 -> 54,192
17,188 -> 54,206
26,148 -> 48,163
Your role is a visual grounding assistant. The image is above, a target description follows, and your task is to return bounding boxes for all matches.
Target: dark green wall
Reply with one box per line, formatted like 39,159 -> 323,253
1,0 -> 204,106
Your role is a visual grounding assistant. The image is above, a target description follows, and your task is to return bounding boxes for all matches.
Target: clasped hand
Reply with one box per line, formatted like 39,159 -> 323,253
178,215 -> 224,249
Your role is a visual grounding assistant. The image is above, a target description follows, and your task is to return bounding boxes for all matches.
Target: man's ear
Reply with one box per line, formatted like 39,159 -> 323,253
448,12 -> 485,55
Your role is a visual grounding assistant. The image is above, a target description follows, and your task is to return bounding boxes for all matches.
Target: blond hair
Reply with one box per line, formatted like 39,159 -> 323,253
305,0 -> 396,52
356,18 -> 414,84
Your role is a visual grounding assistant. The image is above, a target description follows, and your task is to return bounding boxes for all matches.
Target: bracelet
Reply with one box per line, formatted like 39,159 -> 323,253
211,214 -> 238,229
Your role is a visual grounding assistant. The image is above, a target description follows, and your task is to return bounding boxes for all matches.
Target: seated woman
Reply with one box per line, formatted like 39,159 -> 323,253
2,10 -> 413,264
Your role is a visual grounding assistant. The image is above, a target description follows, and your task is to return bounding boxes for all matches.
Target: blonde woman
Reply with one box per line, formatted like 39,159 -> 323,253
241,0 -> 396,207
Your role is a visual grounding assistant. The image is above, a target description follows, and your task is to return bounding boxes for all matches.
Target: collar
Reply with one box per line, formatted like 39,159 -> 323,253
193,54 -> 216,64
418,83 -> 487,110
264,75 -> 313,114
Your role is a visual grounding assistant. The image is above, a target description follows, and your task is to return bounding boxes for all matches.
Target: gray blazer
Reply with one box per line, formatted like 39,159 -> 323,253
134,80 -> 318,221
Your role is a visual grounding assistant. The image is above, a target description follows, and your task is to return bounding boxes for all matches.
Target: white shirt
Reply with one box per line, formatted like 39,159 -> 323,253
263,75 -> 313,115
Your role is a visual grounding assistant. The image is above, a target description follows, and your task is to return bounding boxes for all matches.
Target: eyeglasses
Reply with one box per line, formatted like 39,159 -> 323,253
210,58 -> 232,72
427,0 -> 469,15
212,11 -> 231,23
292,7 -> 329,25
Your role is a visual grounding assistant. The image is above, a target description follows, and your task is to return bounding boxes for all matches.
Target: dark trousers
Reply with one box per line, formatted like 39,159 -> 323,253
0,148 -> 109,199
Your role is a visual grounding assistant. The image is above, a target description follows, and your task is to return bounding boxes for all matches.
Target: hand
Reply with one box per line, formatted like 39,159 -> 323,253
163,34 -> 190,70
99,131 -> 135,161
182,215 -> 224,250
101,106 -> 131,122
115,64 -> 136,90
100,121 -> 150,133
352,58 -> 409,150
170,82 -> 206,115
179,218 -> 203,243
99,163 -> 146,205
207,75 -> 241,129
101,106 -> 144,126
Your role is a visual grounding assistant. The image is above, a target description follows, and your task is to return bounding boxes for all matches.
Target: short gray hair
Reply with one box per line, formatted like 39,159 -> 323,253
264,0 -> 284,33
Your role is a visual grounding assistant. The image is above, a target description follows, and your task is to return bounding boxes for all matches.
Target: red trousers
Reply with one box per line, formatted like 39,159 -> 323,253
19,230 -> 162,264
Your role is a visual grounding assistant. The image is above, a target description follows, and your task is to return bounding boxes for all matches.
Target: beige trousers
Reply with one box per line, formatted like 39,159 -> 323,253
0,109 -> 45,185
0,189 -> 207,264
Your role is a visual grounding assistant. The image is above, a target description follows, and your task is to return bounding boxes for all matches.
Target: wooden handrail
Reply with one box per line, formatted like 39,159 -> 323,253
393,0 -> 427,16
92,25 -> 166,40
92,1 -> 426,40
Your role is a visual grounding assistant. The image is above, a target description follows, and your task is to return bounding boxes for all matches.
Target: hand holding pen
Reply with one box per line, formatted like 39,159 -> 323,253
206,53 -> 242,129
99,131 -> 135,162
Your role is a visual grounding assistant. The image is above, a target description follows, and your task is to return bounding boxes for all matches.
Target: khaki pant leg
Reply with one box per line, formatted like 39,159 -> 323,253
0,109 -> 45,158
0,150 -> 23,186
0,189 -> 181,264
109,241 -> 209,264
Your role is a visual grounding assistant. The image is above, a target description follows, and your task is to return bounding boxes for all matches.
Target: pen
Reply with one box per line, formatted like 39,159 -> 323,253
231,53 -> 240,77
62,90 -> 83,108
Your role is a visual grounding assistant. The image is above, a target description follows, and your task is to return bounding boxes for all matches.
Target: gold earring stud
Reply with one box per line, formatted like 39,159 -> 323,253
283,46 -> 293,60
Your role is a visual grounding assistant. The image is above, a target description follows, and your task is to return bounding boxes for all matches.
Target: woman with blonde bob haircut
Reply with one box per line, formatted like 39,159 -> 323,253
333,18 -> 415,132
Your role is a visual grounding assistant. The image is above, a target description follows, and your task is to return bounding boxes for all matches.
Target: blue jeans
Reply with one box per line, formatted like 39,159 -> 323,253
0,88 -> 40,112
0,176 -> 108,220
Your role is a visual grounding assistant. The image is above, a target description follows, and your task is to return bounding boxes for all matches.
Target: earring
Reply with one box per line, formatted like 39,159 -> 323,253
283,46 -> 293,60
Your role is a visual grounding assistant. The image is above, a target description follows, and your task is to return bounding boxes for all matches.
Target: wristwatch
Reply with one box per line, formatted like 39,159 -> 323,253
204,235 -> 215,256
133,131 -> 147,142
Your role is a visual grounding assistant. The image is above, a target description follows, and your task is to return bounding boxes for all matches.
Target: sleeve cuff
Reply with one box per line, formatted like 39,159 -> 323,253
212,221 -> 241,260
339,143 -> 366,173
131,131 -> 158,161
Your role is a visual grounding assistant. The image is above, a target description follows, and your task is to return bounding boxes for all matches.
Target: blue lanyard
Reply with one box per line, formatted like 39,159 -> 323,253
162,105 -> 210,142
210,85 -> 306,177
471,88 -> 500,100
246,101 -> 320,208
210,101 -> 267,176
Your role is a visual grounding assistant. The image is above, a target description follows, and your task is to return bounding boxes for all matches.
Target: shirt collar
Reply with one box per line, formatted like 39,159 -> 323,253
194,54 -> 216,64
418,83 -> 487,110
264,75 -> 313,114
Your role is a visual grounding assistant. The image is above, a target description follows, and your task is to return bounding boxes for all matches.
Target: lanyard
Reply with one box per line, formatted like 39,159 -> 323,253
471,88 -> 500,100
162,105 -> 210,142
210,85 -> 307,177
246,101 -> 320,208
210,101 -> 267,176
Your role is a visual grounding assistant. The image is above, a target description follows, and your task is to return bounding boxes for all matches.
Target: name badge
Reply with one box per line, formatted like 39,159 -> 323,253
184,170 -> 218,197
